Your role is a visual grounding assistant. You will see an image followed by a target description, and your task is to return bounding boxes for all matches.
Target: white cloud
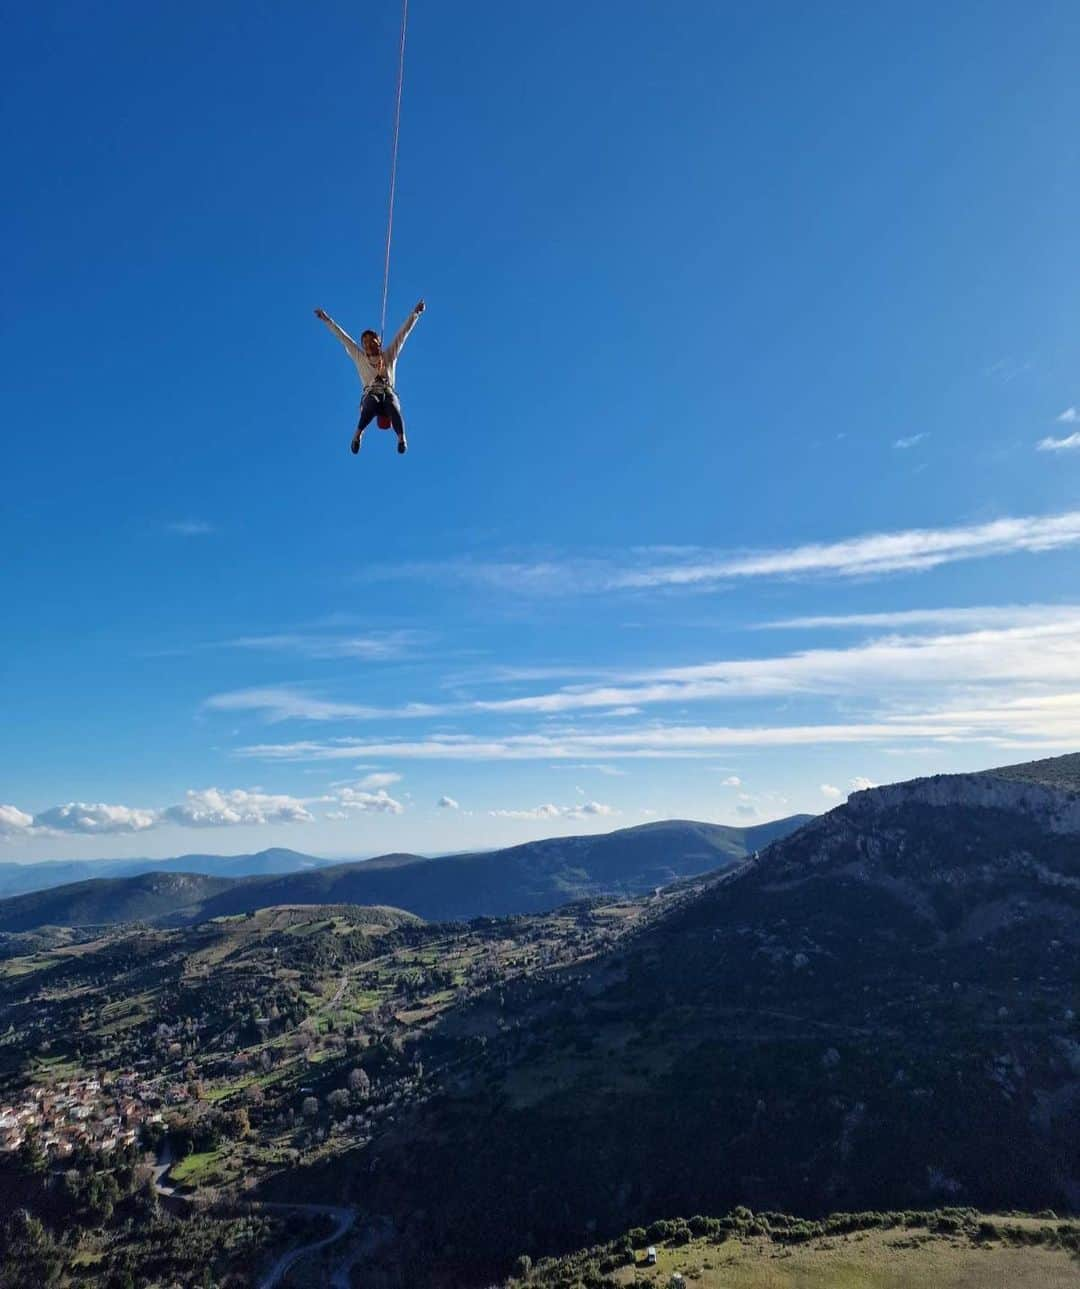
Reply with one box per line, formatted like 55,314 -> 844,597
1037,433 -> 1080,452
205,686 -> 451,724
459,614 -> 1080,717
355,772 -> 401,790
765,604 -> 1080,632
166,519 -> 215,536
225,630 -> 422,660
720,775 -> 742,787
34,802 -> 159,835
210,607 -> 1080,769
555,763 -> 627,776
849,776 -> 877,791
489,801 -> 616,821
162,788 -> 314,828
379,509 -> 1080,595
612,511 -> 1080,588
6,787 -> 329,838
437,795 -> 459,810
894,433 -> 928,449
820,784 -> 843,800
1058,407 -> 1078,423
0,805 -> 34,836
333,787 -> 404,815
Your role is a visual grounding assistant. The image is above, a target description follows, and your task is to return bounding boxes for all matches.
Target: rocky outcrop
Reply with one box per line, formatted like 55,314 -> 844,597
845,770 -> 1080,834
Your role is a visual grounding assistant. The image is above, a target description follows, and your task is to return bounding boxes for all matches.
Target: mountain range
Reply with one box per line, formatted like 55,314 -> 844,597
307,752 -> 1080,1282
0,816 -> 811,933
0,846 -> 335,900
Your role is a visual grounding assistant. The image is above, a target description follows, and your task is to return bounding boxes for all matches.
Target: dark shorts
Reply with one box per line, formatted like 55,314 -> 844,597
358,386 -> 404,434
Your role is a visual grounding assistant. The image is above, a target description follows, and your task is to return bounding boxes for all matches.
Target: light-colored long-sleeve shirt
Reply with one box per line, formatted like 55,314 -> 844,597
318,309 -> 421,394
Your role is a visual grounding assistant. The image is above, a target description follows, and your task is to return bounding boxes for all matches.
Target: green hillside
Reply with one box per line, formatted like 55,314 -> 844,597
314,768 -> 1079,1284
0,871 -> 235,933
0,816 -> 812,931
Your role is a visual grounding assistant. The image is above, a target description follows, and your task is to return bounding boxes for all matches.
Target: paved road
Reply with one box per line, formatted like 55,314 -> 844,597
151,1149 -> 360,1288
151,1139 -> 175,1196
256,1204 -> 356,1289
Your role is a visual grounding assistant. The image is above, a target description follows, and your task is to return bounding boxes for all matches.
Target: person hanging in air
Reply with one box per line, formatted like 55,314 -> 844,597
314,300 -> 425,455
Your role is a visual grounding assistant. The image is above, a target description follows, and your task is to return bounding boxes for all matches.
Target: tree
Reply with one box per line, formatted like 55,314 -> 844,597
347,1067 -> 371,1099
302,1096 -> 319,1121
0,1210 -> 64,1288
224,1107 -> 250,1139
327,1089 -> 350,1118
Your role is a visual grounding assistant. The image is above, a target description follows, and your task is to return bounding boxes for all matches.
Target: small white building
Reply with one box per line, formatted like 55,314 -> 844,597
646,1246 -> 657,1265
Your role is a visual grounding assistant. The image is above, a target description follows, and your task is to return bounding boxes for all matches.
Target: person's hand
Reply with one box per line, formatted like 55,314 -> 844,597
314,308 -> 329,321
415,299 -> 426,315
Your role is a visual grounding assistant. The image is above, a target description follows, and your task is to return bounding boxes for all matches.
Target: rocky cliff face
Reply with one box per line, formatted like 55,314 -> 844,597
750,761 -> 1080,931
846,768 -> 1080,834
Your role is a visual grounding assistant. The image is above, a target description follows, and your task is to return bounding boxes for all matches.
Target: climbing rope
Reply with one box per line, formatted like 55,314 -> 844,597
379,0 -> 409,341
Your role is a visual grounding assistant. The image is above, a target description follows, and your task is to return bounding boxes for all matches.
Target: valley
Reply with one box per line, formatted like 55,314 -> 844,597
0,757 -> 1078,1286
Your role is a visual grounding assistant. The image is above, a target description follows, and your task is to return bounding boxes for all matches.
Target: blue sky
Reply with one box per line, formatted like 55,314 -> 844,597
3,2 -> 1080,860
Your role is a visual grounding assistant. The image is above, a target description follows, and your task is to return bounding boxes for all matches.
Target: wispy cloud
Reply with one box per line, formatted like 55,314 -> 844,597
204,687 -> 444,723
376,510 -> 1080,596
166,519 -> 216,536
611,511 -> 1080,588
488,801 -> 615,821
231,722 -> 963,764
1037,433 -> 1080,452
225,630 -> 424,660
1035,408 -> 1080,450
893,433 -> 928,449
553,762 -> 627,776
352,772 -> 400,790
467,616 -> 1080,715
211,611 -> 1080,739
235,680 -> 1080,764
765,604 -> 1080,631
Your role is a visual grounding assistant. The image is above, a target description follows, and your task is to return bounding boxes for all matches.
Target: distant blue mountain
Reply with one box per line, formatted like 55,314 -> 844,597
0,847 -> 335,900
0,817 -> 813,931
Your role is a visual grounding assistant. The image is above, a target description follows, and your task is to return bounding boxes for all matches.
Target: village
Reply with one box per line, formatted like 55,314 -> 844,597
0,1071 -> 186,1160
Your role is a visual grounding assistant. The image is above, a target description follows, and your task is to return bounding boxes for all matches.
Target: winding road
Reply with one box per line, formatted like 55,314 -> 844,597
255,1204 -> 357,1289
152,1145 -> 366,1288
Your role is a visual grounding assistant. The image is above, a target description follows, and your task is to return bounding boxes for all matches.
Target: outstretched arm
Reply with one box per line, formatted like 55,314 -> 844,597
385,299 -> 426,363
314,308 -> 361,361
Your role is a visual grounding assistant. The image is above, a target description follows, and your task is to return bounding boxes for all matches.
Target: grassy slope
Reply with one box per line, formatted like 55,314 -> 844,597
515,1216 -> 1079,1289
602,1230 -> 1073,1288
